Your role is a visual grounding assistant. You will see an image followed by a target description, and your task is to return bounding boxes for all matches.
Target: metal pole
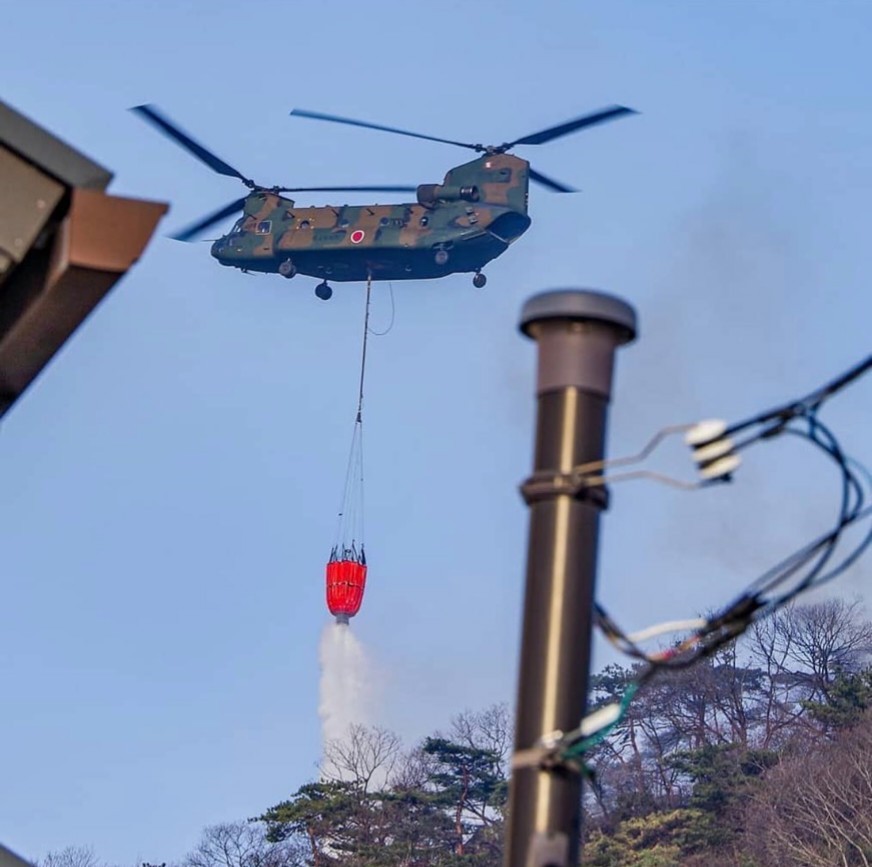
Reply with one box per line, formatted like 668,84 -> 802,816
505,289 -> 637,867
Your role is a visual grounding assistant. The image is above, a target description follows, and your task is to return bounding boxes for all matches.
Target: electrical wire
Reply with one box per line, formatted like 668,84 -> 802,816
625,618 -> 707,644
549,356 -> 872,763
725,354 -> 871,439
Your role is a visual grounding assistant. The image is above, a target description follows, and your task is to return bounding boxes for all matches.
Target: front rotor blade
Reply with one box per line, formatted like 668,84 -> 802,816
529,167 -> 577,193
171,197 -> 247,242
132,105 -> 254,185
290,108 -> 478,151
509,105 -> 637,147
275,185 -> 418,193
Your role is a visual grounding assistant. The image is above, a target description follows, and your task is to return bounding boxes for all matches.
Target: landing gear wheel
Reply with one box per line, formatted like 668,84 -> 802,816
315,281 -> 333,301
473,272 -> 487,288
434,249 -> 449,266
278,259 -> 296,278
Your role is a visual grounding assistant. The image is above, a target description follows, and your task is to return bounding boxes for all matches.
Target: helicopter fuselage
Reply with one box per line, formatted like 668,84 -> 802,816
210,153 -> 531,282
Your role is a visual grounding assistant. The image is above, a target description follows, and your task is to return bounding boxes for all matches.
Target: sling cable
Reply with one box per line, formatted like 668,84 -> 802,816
325,277 -> 374,625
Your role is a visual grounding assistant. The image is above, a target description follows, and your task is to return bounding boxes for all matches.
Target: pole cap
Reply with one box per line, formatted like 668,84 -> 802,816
519,289 -> 637,344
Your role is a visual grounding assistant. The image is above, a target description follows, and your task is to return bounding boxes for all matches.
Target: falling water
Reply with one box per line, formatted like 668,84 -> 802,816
318,621 -> 374,745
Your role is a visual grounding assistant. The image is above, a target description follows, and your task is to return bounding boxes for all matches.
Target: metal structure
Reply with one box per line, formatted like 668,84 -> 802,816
0,100 -> 167,418
505,289 -> 637,867
0,845 -> 34,867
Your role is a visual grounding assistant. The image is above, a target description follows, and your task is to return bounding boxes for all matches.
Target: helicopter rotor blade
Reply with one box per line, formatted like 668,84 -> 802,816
171,197 -> 247,242
528,167 -> 577,193
274,185 -> 418,193
131,104 -> 255,187
507,105 -> 637,148
290,109 -> 481,151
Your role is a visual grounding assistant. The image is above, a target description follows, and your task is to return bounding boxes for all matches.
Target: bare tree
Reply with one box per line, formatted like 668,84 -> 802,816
747,613 -> 808,748
447,703 -> 512,771
389,743 -> 434,792
779,599 -> 872,696
182,822 -> 302,867
586,601 -> 872,823
747,598 -> 872,745
746,713 -> 872,866
320,723 -> 402,793
40,847 -> 100,867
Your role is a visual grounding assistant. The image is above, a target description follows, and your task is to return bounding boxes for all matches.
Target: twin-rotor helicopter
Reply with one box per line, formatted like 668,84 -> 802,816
133,103 -> 636,300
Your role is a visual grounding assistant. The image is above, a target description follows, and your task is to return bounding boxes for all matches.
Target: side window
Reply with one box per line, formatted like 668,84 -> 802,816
299,219 -> 311,229
419,215 -> 429,227
256,220 -> 272,235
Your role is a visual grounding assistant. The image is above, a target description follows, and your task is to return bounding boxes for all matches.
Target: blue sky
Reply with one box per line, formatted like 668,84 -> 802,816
2,1 -> 870,863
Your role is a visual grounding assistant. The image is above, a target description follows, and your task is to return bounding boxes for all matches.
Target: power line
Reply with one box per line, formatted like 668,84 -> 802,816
520,355 -> 872,767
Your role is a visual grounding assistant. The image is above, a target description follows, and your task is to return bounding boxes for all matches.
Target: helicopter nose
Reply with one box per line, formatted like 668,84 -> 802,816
210,239 -> 224,259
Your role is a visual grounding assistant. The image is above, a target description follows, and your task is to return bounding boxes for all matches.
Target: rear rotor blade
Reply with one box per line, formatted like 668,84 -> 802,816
132,104 -> 254,186
291,108 -> 480,151
171,197 -> 247,242
275,185 -> 417,193
509,105 -> 637,148
529,167 -> 577,193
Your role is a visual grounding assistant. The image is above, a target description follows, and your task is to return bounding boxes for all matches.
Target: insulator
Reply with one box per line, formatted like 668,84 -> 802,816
692,438 -> 735,463
685,419 -> 728,447
698,453 -> 741,481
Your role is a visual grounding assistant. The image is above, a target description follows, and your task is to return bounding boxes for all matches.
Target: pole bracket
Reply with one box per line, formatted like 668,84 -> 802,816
519,469 -> 609,509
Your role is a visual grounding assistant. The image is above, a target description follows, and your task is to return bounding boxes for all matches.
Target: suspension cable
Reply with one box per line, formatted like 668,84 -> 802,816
356,274 -> 373,424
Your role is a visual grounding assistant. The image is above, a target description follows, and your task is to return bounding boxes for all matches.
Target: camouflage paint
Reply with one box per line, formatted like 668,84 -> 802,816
210,154 -> 531,282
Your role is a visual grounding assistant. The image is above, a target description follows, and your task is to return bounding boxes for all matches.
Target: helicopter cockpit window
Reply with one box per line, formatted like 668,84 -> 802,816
231,217 -> 246,235
256,220 -> 272,235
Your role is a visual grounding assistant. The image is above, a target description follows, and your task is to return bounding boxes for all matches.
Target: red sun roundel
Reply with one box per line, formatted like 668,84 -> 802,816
350,230 -> 365,244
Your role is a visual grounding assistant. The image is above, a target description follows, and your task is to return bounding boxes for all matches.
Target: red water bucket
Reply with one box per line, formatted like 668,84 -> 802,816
325,558 -> 368,618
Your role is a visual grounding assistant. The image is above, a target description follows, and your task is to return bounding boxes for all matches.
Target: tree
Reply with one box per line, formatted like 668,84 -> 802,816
40,847 -> 100,867
751,599 -> 872,710
582,602 -> 872,862
446,704 -> 512,772
803,665 -> 872,732
321,724 -> 402,794
420,737 -> 506,858
258,715 -> 511,867
259,782 -> 362,865
745,712 -> 872,865
667,742 -> 777,852
584,809 -> 708,866
182,823 -> 302,867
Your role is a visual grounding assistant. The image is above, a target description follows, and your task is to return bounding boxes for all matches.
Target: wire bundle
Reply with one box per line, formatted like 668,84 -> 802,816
549,355 -> 872,765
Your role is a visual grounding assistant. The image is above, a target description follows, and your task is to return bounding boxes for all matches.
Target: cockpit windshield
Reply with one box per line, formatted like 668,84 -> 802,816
230,217 -> 246,235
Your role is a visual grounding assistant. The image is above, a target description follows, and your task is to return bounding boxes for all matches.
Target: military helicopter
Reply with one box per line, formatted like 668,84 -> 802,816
133,104 -> 636,300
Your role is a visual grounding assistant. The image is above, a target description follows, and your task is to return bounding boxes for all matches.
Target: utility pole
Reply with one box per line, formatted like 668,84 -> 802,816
505,289 -> 637,867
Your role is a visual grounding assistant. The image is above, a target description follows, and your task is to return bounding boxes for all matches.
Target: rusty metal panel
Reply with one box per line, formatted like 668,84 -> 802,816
0,190 -> 167,415
0,145 -> 64,280
58,187 -> 168,273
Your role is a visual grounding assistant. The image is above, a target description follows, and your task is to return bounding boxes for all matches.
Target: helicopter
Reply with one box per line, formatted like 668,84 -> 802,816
133,104 -> 636,300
